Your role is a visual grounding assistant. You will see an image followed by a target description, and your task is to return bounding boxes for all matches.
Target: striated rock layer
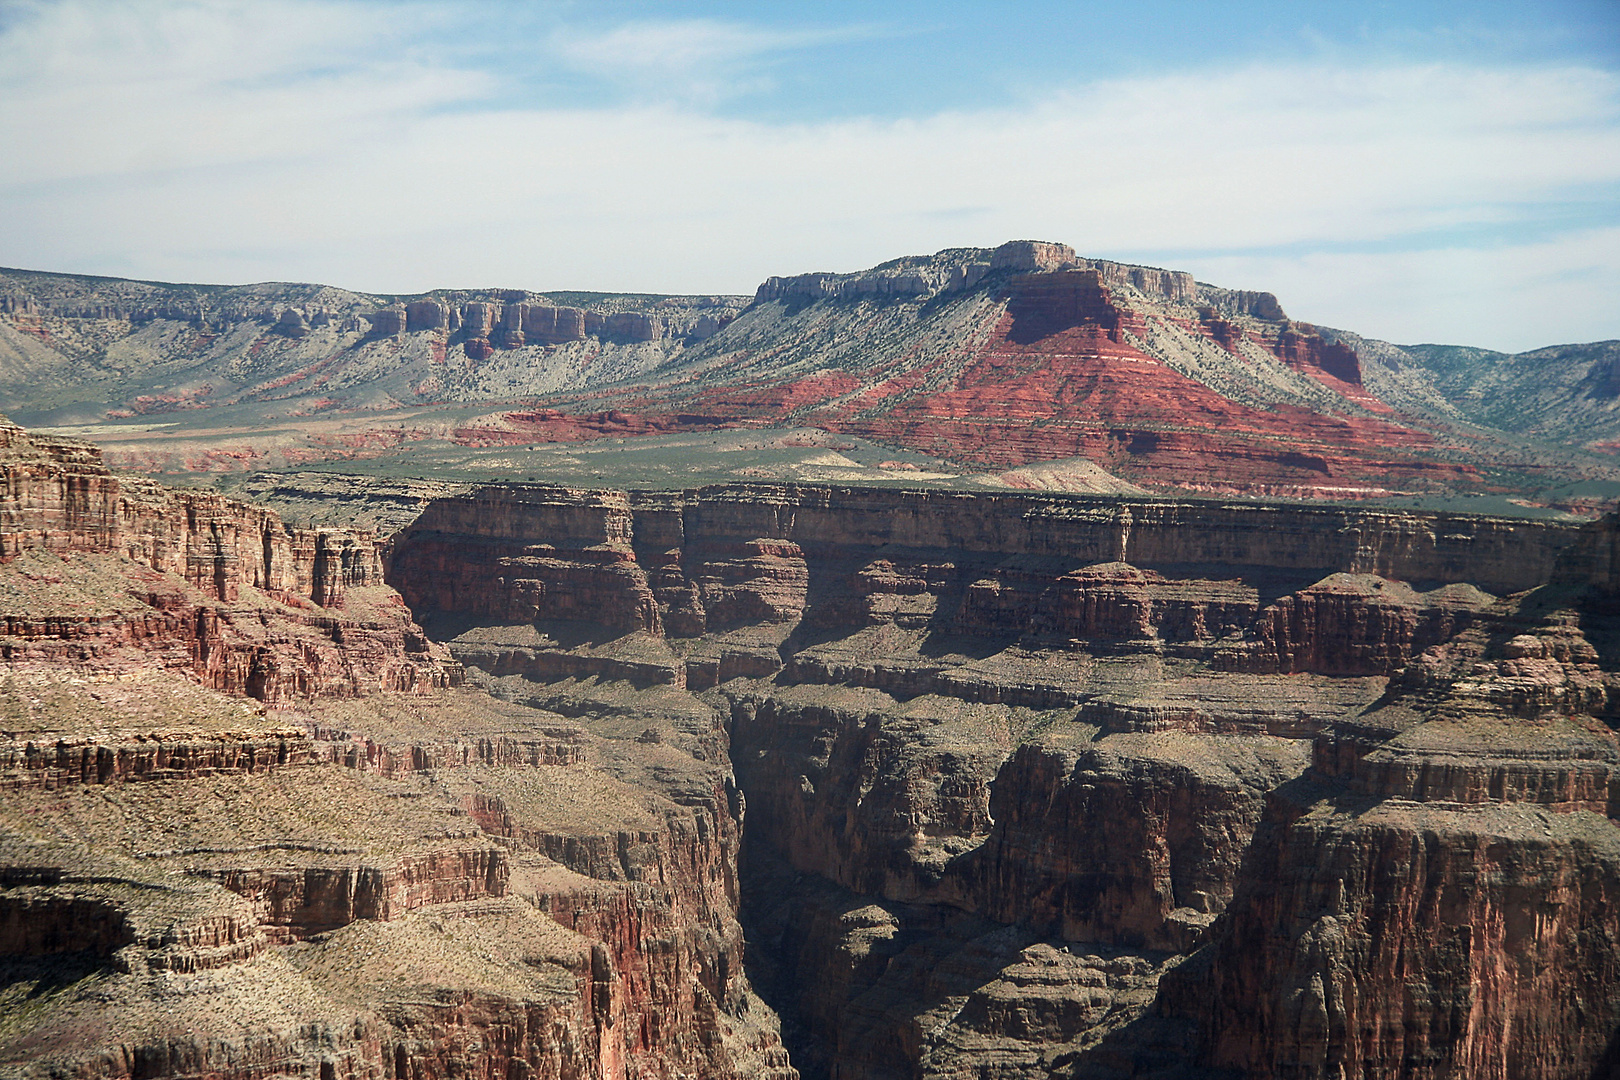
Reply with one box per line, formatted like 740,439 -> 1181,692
7,241 -> 1610,500
386,482 -> 1620,1078
0,416 -> 455,700
390,481 -> 1572,655
7,452 -> 1620,1079
0,418 -> 795,1080
472,240 -> 1526,499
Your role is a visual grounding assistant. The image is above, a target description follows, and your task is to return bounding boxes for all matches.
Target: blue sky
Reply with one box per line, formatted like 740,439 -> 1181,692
1,0 -> 1617,350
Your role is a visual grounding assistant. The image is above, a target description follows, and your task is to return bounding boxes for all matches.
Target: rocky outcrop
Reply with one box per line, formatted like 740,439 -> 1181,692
405,299 -> 449,331
0,418 -> 455,701
368,306 -> 406,337
728,688 -> 1012,903
1003,268 -> 1144,344
1164,524 -> 1620,1078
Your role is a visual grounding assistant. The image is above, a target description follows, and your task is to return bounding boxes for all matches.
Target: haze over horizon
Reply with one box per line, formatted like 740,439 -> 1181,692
1,0 -> 1617,352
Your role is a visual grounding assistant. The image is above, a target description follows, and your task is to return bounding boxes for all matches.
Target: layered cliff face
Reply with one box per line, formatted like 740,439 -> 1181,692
0,418 -> 796,1079
391,482 -> 1569,659
8,461 -> 1620,1079
6,243 -> 1611,500
0,417 -> 454,701
1181,545 -> 1620,1078
383,482 -> 1620,1078
0,682 -> 796,1080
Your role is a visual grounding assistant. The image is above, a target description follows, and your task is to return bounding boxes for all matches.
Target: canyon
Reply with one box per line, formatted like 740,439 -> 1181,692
2,241 -> 1617,503
4,399 -> 1617,1078
384,482 -> 1620,1077
0,237 -> 1618,1080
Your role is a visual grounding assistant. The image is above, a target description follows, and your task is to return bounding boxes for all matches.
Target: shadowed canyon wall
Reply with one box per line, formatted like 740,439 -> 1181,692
383,482 -> 1620,1079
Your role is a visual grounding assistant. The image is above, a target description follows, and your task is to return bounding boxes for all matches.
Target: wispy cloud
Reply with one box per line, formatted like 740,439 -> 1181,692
1192,224 -> 1620,349
548,17 -> 885,106
0,0 -> 489,185
0,0 -> 1616,351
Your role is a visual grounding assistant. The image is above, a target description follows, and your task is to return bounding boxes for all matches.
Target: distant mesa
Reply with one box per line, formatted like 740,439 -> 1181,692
365,296 -> 711,348
0,241 -> 1614,506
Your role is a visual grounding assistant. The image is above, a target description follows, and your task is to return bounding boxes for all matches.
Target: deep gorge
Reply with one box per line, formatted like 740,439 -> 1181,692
2,421 -> 1618,1079
383,482 -> 1620,1078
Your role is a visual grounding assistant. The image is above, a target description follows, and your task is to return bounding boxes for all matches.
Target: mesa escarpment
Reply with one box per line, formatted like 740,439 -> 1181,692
6,241 -> 1613,501
480,243 -> 1486,498
383,482 -> 1620,1078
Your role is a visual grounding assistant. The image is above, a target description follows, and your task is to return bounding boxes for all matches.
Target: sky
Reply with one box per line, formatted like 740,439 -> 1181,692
0,0 -> 1617,351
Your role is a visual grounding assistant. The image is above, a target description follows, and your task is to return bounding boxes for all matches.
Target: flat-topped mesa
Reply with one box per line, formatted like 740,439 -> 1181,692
991,241 -> 1198,306
753,239 -> 1199,307
988,239 -> 1079,273
0,253 -> 1452,499
0,269 -> 737,358
0,269 -> 376,327
405,484 -> 635,547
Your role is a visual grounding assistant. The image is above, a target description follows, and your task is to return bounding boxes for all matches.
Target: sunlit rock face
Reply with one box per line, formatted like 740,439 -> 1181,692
5,240 -> 1601,501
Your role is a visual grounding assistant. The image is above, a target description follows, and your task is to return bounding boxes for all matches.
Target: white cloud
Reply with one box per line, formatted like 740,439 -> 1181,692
555,18 -> 862,73
1189,227 -> 1620,351
0,0 -> 487,185
0,1 -> 1616,351
543,17 -> 888,108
